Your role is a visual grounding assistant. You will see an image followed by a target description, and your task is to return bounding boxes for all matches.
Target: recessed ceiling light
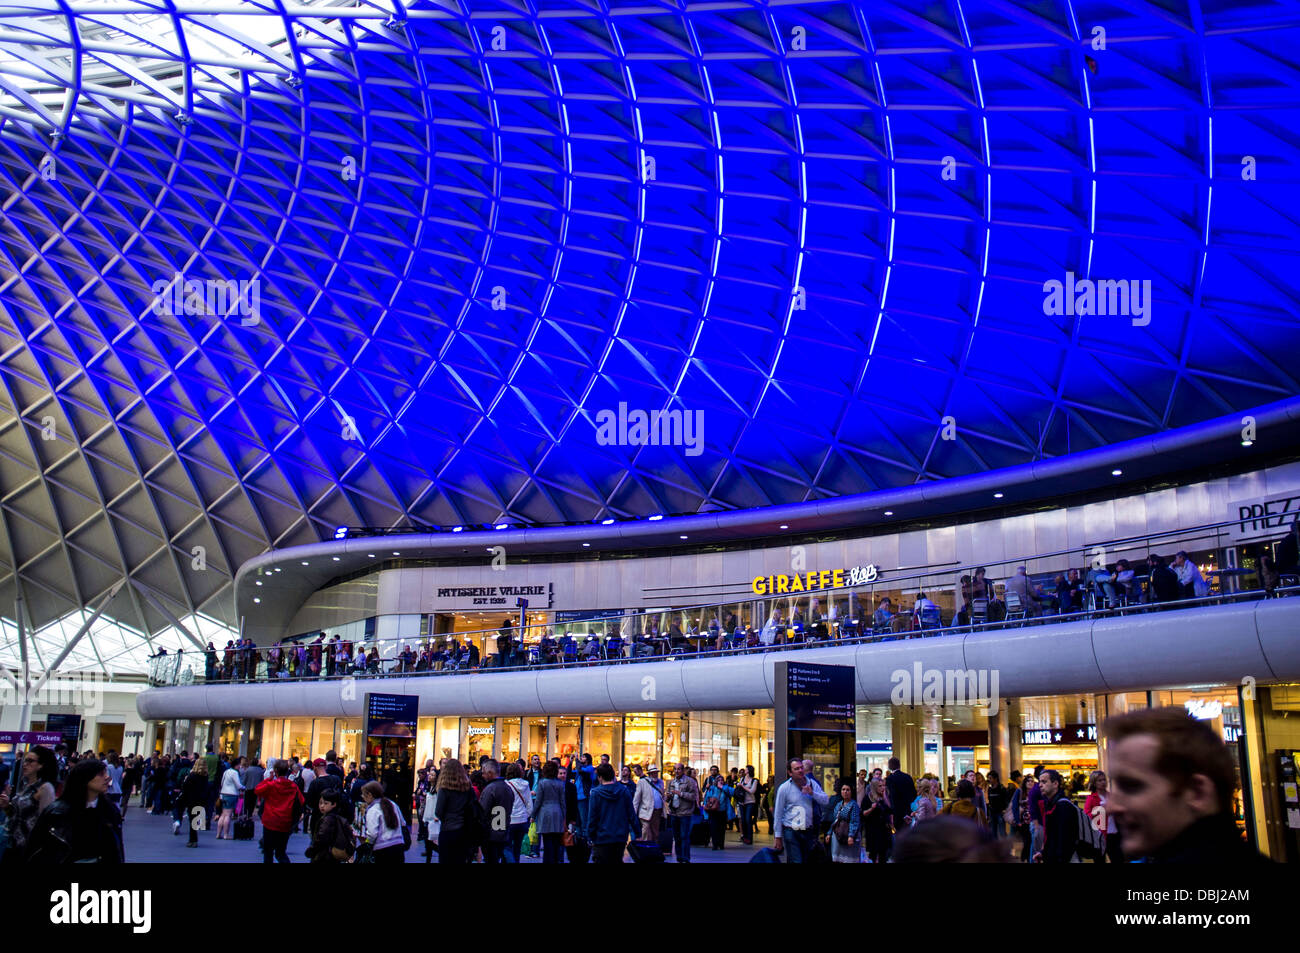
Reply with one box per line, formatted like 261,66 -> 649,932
301,561 -> 309,566
993,492 -> 1004,499
332,556 -> 340,561
883,511 -> 893,517
779,524 -> 788,530
367,553 -> 375,558
582,542 -> 590,547
255,581 -> 262,586
253,597 -> 261,604
679,534 -> 688,540
392,551 -> 400,556
1111,469 -> 1122,476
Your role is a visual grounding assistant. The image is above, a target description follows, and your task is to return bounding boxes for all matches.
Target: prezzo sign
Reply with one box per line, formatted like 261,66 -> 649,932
1232,493 -> 1300,542
752,564 -> 879,596
1021,723 -> 1097,746
434,582 -> 554,608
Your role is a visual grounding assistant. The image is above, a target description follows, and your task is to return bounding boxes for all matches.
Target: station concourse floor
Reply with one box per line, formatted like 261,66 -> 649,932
119,802 -> 779,864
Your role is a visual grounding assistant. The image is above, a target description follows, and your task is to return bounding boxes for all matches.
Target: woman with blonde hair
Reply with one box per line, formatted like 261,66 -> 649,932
180,758 -> 209,848
911,778 -> 939,823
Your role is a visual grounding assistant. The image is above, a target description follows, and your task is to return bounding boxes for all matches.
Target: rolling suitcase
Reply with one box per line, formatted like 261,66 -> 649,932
233,815 -> 255,841
657,823 -> 674,857
564,834 -> 591,864
627,840 -> 665,863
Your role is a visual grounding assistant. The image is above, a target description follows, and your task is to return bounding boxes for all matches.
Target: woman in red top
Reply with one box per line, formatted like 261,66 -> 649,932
1083,769 -> 1122,863
254,759 -> 304,863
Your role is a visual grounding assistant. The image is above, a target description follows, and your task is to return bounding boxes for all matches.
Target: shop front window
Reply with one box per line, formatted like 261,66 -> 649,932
499,718 -> 521,763
525,717 -> 547,763
662,716 -> 686,768
286,718 -> 313,761
437,717 -> 459,763
554,717 -> 580,761
218,719 -> 241,758
336,718 -> 363,769
624,716 -> 661,768
583,716 -> 622,765
465,718 -> 494,765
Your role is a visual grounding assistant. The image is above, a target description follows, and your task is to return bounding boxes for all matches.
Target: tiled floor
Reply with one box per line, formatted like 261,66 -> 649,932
120,803 -> 780,864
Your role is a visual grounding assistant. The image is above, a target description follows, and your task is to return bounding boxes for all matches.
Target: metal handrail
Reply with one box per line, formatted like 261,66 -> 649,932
148,581 -> 1300,687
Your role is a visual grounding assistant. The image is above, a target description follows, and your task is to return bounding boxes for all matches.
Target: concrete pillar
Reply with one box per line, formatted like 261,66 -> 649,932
890,708 -> 925,776
1006,699 -> 1022,778
988,700 -> 1011,783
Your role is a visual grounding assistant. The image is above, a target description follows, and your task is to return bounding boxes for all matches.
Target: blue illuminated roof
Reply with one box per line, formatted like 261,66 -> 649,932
0,0 -> 1298,647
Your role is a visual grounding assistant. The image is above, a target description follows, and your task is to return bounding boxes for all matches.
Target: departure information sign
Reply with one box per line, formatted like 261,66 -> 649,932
364,693 -> 418,738
784,662 -> 855,733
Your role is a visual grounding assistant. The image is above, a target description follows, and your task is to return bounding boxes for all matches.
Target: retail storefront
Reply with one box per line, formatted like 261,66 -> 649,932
247,710 -> 773,778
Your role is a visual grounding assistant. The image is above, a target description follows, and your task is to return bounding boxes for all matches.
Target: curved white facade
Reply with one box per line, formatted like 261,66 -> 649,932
137,598 -> 1300,720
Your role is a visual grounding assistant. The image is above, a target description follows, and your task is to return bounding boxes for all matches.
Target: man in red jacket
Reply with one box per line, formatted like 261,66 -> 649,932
255,760 -> 304,863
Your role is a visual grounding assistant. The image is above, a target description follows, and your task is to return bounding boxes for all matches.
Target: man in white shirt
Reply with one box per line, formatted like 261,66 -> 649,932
1172,551 -> 1210,598
633,765 -> 666,842
773,758 -> 829,864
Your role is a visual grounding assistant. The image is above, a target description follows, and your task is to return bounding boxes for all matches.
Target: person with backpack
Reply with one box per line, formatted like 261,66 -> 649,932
434,759 -> 481,864
308,789 -> 354,864
360,781 -> 406,863
255,759 -> 304,863
701,768 -> 733,851
1033,769 -> 1080,863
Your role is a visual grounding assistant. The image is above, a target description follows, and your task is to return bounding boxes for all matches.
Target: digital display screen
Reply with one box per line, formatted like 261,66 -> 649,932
43,713 -> 82,745
364,693 -> 418,738
785,663 -> 855,733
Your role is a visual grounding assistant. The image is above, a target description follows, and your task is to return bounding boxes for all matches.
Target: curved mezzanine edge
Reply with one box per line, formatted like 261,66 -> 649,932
137,597 -> 1300,720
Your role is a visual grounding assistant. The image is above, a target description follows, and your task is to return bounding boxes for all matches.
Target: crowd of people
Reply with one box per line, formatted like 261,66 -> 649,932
149,524 -> 1300,688
0,707 -> 1262,865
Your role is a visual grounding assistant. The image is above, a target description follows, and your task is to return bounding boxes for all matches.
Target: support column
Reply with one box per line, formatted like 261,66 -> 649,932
890,708 -> 925,777
988,700 -> 1011,783
1006,699 -> 1023,779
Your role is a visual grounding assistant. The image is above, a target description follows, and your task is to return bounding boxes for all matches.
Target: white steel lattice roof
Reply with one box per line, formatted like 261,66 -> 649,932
0,0 -> 1298,674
